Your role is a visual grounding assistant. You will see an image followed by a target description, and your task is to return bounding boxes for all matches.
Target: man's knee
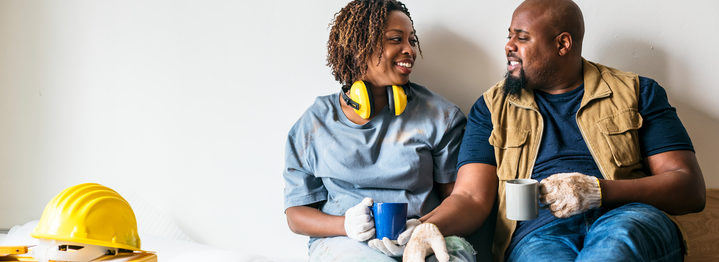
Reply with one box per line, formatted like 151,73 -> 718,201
593,203 -> 676,236
587,203 -> 680,251
580,203 -> 682,261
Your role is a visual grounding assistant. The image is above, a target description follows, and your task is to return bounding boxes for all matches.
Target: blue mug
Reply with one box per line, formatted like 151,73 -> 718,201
372,202 -> 408,240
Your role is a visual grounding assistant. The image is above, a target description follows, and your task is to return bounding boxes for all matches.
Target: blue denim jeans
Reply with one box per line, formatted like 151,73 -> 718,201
507,203 -> 682,262
309,236 -> 476,262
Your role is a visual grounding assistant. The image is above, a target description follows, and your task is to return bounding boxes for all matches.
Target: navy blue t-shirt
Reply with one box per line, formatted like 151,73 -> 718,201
457,77 -> 694,256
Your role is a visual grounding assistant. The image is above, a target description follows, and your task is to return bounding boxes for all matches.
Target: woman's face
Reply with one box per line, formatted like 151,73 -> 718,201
363,11 -> 418,87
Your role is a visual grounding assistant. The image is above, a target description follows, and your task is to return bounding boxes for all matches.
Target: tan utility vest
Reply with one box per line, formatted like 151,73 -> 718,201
484,59 -> 661,261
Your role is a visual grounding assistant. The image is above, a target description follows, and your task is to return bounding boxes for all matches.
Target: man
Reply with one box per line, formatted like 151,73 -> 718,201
453,0 -> 706,261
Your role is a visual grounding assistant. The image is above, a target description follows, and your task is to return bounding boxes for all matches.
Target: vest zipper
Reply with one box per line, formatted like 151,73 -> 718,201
576,101 -> 609,180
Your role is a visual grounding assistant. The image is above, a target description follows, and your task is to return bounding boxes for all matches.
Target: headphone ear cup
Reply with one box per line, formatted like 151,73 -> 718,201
387,85 -> 407,116
349,81 -> 374,119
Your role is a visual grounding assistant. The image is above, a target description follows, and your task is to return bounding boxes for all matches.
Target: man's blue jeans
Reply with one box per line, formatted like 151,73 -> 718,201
508,203 -> 683,261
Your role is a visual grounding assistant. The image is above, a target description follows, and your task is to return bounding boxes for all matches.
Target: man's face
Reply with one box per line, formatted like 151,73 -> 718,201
504,7 -> 559,93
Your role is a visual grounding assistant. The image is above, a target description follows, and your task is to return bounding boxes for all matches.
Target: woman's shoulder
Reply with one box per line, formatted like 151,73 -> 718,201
288,92 -> 339,133
408,82 -> 462,113
310,93 -> 338,111
296,93 -> 338,116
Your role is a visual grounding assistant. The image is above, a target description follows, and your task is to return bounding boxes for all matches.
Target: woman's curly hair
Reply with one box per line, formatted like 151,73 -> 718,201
327,0 -> 422,90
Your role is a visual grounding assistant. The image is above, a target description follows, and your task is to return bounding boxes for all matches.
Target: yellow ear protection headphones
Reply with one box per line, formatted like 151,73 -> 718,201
341,80 -> 408,119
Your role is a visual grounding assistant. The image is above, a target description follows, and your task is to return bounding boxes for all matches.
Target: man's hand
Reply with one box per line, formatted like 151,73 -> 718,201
403,223 -> 449,262
540,172 -> 602,218
343,197 -> 375,241
368,218 -> 421,256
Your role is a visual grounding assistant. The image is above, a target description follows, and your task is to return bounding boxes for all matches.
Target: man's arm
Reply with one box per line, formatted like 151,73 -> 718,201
420,163 -> 498,236
435,182 -> 455,199
601,150 -> 705,215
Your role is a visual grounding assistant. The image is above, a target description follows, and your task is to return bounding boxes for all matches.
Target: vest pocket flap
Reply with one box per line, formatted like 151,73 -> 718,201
595,109 -> 643,167
596,109 -> 643,135
489,128 -> 529,149
490,128 -> 529,180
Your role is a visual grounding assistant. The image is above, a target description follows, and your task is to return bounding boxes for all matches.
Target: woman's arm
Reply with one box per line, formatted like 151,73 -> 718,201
285,203 -> 346,237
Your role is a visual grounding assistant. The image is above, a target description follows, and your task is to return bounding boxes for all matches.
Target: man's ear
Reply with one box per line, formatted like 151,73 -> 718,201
556,32 -> 573,56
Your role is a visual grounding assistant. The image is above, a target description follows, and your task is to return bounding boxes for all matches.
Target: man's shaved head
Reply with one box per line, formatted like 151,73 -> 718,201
516,0 -> 585,53
503,0 -> 586,94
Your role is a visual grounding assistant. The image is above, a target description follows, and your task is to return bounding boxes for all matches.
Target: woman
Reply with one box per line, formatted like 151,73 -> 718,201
283,1 -> 475,261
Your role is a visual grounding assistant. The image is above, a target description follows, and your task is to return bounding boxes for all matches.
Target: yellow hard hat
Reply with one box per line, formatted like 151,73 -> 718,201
31,183 -> 142,251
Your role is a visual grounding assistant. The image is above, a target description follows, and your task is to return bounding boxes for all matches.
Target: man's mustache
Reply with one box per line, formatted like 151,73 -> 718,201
507,53 -> 521,61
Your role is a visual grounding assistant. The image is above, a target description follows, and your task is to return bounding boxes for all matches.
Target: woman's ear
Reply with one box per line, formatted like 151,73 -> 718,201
556,32 -> 573,56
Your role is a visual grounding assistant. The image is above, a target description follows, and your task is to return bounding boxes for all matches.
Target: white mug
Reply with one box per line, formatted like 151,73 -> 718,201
505,179 -> 539,220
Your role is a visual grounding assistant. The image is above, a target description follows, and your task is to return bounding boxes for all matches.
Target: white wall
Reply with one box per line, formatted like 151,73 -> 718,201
1,0 -> 717,260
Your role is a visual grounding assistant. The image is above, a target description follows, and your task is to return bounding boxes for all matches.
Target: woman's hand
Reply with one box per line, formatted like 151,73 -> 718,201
368,218 -> 421,256
343,197 -> 375,241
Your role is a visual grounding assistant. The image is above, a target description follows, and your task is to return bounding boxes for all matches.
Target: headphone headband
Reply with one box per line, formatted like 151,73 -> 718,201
341,91 -> 360,110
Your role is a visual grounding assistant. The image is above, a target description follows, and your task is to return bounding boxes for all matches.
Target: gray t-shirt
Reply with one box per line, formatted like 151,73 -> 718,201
283,83 -> 466,221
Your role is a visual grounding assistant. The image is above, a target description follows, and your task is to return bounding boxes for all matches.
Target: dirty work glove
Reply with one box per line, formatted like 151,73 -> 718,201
540,172 -> 602,218
368,218 -> 422,256
344,197 -> 375,241
368,237 -> 404,257
403,223 -> 449,262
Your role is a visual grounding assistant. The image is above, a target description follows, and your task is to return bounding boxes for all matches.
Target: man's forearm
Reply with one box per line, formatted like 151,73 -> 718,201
601,150 -> 705,215
421,193 -> 494,236
601,170 -> 705,215
421,163 -> 498,236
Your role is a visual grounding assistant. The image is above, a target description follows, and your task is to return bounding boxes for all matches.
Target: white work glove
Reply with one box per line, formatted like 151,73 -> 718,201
368,218 -> 422,256
540,172 -> 602,218
343,197 -> 375,241
402,223 -> 449,262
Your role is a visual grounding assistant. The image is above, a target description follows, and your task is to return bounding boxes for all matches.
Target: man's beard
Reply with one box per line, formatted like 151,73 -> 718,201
503,68 -> 527,96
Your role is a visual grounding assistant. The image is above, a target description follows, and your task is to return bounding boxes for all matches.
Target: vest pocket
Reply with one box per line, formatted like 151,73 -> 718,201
489,128 -> 529,180
596,109 -> 643,167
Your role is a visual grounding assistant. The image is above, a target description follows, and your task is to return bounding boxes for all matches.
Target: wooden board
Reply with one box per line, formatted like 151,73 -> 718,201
0,252 -> 156,262
673,188 -> 719,261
